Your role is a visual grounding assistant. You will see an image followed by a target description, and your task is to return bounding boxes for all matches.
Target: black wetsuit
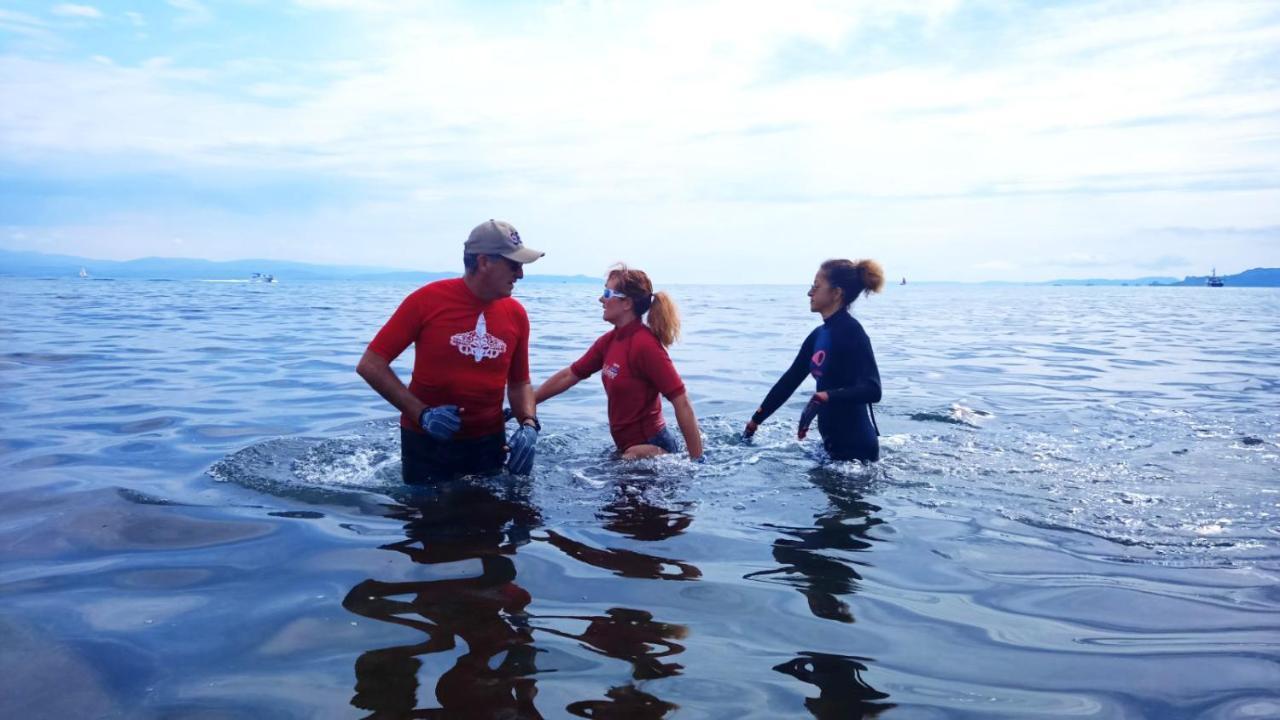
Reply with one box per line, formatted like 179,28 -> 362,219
752,310 -> 881,461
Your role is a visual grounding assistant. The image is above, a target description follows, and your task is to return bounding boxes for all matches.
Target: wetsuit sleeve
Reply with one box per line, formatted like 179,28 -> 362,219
752,329 -> 817,424
507,303 -> 531,385
367,290 -> 424,363
824,323 -> 881,404
636,334 -> 686,401
569,333 -> 610,379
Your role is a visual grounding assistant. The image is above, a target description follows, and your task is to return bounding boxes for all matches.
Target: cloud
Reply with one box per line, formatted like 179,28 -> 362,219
1044,253 -> 1112,268
0,9 -> 53,40
165,0 -> 212,26
1149,225 -> 1280,239
1135,254 -> 1191,271
51,4 -> 102,20
1,0 -> 1279,280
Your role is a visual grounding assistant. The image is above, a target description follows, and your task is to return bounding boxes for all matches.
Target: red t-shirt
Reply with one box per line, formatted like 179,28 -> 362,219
570,321 -> 686,450
367,278 -> 530,439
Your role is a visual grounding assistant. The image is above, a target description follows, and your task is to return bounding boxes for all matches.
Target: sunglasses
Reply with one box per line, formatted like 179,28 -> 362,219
602,288 -> 629,300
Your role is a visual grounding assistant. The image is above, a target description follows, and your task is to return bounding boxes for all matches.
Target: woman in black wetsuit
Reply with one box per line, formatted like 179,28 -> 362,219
743,259 -> 885,461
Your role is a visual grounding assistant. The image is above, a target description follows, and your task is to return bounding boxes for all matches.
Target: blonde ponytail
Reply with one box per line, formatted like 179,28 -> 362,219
646,291 -> 681,347
855,259 -> 885,296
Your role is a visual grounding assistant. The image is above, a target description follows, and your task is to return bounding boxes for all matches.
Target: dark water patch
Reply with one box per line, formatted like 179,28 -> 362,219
11,452 -> 96,469
1,489 -> 277,560
86,415 -> 184,435
3,351 -> 100,365
269,510 -> 326,519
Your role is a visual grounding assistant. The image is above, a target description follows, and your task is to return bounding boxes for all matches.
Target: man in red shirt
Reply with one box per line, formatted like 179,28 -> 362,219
356,220 -> 544,483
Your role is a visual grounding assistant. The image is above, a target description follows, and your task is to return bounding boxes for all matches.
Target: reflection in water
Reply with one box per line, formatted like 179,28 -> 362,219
345,479 -> 697,718
746,468 -> 893,716
543,531 -> 701,581
746,469 -> 883,623
565,684 -> 679,719
774,652 -> 894,718
344,481 -> 544,719
538,607 -> 688,680
596,486 -> 693,541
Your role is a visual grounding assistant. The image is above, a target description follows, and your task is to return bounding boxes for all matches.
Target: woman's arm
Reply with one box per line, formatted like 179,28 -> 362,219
746,331 -> 816,434
535,366 -> 584,404
671,393 -> 703,460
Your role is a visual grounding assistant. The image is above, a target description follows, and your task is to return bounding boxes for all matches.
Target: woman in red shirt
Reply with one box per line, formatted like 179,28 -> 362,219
536,265 -> 704,461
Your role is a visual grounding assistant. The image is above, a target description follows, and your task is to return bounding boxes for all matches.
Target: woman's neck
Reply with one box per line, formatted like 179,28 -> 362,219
612,313 -> 637,330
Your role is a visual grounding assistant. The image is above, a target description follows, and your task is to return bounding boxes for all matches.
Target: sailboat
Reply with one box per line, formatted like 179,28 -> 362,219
1207,268 -> 1224,287
78,267 -> 89,279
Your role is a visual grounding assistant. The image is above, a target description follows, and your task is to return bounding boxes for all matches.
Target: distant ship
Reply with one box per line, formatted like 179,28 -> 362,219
78,267 -> 89,279
1207,268 -> 1224,287
250,273 -> 277,283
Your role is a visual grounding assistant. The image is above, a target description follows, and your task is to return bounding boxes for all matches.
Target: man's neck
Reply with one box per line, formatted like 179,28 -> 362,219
463,273 -> 493,302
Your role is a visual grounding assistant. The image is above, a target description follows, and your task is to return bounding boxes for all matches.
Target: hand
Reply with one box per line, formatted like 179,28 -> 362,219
692,453 -> 706,464
419,405 -> 462,441
743,420 -> 759,438
797,394 -> 825,440
506,424 -> 538,475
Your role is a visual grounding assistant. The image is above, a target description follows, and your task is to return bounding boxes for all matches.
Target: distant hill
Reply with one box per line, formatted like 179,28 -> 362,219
1043,276 -> 1179,286
1163,267 -> 1280,287
0,249 -> 596,283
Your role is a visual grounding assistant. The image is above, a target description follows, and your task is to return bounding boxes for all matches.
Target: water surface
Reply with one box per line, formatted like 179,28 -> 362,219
2,278 -> 1278,718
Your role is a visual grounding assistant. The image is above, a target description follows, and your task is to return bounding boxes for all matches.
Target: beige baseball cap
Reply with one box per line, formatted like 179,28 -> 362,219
465,220 -> 545,264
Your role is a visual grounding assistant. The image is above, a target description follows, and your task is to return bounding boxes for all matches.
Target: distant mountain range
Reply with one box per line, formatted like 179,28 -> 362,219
2,249 -> 1276,287
1045,268 -> 1280,287
1158,267 -> 1280,287
1044,276 -> 1180,286
0,249 -> 596,283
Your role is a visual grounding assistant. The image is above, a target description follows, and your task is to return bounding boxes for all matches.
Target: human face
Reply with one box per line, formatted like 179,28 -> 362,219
599,279 -> 634,326
482,254 -> 524,299
808,270 -> 843,317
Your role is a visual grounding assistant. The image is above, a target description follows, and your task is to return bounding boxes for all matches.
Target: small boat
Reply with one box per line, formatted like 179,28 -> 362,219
78,267 -> 89,279
250,273 -> 277,283
1207,268 -> 1224,287
900,277 -> 906,286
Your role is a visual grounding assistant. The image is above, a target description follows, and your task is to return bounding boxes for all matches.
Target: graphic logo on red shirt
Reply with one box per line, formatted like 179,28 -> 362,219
450,312 -> 508,362
604,362 -> 621,380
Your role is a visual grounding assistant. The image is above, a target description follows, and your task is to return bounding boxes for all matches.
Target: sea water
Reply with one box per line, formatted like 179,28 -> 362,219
2,277 -> 1278,718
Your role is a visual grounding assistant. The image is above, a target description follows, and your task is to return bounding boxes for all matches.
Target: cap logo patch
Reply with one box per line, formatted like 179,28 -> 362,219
509,229 -> 522,246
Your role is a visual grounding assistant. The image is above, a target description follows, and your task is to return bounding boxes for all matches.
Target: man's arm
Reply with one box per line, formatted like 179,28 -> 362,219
508,381 -> 536,425
671,393 -> 703,460
357,349 -> 428,426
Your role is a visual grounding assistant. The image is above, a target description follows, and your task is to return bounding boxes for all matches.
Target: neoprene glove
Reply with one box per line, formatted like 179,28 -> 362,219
797,395 -> 824,440
419,405 -> 462,441
507,424 -> 538,475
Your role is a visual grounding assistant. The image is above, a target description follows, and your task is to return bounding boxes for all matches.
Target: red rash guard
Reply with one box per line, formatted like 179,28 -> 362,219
570,321 -> 686,450
367,278 -> 530,439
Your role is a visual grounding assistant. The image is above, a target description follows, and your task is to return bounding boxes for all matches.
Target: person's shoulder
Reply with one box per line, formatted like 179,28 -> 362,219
496,296 -> 529,320
414,276 -> 461,299
635,325 -> 672,354
837,312 -> 870,339
592,327 -> 617,346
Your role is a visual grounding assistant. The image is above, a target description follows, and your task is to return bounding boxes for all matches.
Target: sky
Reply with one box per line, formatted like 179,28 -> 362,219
1,0 -> 1278,283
